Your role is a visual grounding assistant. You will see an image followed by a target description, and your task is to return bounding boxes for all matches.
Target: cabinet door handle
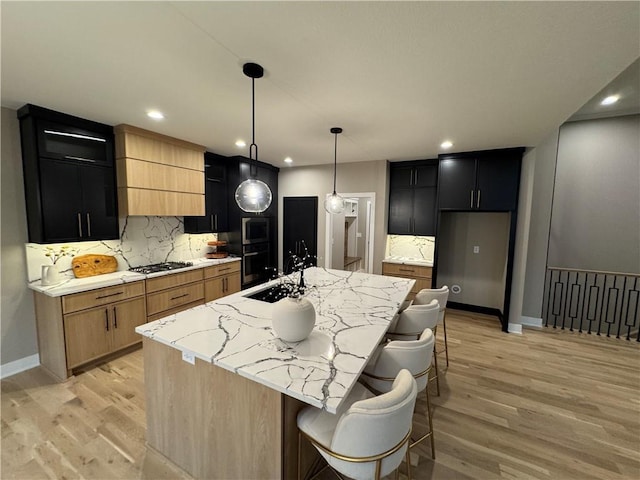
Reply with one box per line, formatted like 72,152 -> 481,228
170,293 -> 189,301
470,190 -> 474,209
477,189 -> 481,208
64,155 -> 97,163
105,308 -> 109,331
410,170 -> 414,186
86,213 -> 91,237
219,267 -> 231,272
211,214 -> 214,231
223,277 -> 227,293
214,214 -> 218,231
414,169 -> 418,185
77,213 -> 83,237
95,291 -> 123,300
399,268 -> 415,273
113,306 -> 118,328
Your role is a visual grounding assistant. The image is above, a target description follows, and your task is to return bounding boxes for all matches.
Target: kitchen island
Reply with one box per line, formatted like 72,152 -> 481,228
135,267 -> 414,479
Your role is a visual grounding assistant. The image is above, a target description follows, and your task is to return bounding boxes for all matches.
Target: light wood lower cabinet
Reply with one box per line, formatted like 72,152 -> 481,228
204,262 -> 241,302
34,280 -> 147,380
64,296 -> 146,368
146,269 -> 205,320
382,262 -> 432,299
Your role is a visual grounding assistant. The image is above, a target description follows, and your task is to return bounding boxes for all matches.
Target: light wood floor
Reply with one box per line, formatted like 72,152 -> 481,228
2,310 -> 639,479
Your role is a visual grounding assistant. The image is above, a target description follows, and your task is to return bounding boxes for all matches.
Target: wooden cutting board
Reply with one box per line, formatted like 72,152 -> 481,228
72,254 -> 118,278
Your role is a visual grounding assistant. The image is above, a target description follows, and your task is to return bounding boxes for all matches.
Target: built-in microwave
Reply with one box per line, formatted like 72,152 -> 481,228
242,217 -> 269,245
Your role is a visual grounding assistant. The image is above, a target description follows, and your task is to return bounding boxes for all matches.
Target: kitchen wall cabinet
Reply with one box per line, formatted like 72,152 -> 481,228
204,262 -> 241,302
146,269 -> 205,321
382,262 -> 432,300
115,124 -> 206,216
17,104 -> 119,243
438,148 -> 524,211
184,152 -> 229,234
34,280 -> 146,380
283,196 -> 318,273
388,160 -> 438,236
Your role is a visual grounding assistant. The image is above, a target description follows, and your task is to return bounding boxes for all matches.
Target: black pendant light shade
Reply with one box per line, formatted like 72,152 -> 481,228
324,127 -> 345,214
235,62 -> 273,213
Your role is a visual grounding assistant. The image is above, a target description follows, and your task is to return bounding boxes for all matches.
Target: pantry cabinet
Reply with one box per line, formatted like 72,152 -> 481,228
17,104 -> 119,243
388,160 -> 438,236
438,148 -> 524,211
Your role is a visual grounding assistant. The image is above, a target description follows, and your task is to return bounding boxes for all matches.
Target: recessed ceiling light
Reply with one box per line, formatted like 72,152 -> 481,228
284,157 -> 293,164
235,140 -> 246,148
601,95 -> 620,106
440,140 -> 453,149
147,110 -> 164,120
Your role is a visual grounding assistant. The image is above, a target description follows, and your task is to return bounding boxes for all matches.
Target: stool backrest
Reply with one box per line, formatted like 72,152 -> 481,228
391,299 -> 439,335
330,370 -> 418,479
414,286 -> 449,321
365,328 -> 435,393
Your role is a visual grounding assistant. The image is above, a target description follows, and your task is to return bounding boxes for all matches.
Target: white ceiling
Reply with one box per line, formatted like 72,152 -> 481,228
2,2 -> 639,168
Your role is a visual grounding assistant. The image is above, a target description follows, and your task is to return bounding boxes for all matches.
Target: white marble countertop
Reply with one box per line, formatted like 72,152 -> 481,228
136,267 -> 414,414
28,257 -> 241,297
383,256 -> 433,267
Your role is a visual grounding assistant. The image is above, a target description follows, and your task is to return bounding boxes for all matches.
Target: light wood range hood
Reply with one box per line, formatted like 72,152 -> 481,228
115,124 -> 205,216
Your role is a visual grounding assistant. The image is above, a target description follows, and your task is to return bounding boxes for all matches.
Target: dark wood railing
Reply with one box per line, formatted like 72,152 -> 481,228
543,267 -> 640,341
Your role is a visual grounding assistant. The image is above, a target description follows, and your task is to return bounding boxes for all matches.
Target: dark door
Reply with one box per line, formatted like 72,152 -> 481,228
388,188 -> 413,234
283,197 -> 317,273
80,164 -> 118,240
476,157 -> 521,211
438,158 -> 477,210
39,159 -> 83,242
412,187 -> 437,235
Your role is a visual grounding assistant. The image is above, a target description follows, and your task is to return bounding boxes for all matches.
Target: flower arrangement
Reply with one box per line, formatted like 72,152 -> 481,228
44,245 -> 78,264
264,241 -> 317,301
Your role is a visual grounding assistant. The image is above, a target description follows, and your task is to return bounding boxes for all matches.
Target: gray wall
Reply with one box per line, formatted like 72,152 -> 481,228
548,115 -> 640,273
1,107 -> 38,365
437,212 -> 510,310
522,128 -> 560,318
278,160 -> 388,274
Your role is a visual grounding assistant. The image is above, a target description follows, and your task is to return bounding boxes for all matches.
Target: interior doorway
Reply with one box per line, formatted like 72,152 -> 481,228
324,192 -> 376,273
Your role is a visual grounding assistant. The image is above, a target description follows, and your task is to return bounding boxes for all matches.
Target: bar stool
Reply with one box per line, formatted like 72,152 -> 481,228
360,328 -> 437,458
297,370 -> 418,480
414,286 -> 450,366
386,300 -> 441,396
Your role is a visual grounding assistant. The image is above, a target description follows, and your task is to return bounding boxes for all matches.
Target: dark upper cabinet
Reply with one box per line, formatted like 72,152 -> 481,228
17,104 -> 118,243
388,160 -> 438,236
184,152 -> 229,234
283,197 -> 318,273
438,148 -> 524,211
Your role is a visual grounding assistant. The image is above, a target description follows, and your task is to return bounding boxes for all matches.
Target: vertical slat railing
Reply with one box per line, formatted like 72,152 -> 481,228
543,267 -> 640,341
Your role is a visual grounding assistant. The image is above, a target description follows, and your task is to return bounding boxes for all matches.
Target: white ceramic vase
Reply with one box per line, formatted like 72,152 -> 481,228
272,296 -> 316,342
41,264 -> 62,286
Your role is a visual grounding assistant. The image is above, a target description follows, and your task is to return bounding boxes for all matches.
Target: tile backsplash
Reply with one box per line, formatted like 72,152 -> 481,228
385,235 -> 435,262
26,216 -> 216,283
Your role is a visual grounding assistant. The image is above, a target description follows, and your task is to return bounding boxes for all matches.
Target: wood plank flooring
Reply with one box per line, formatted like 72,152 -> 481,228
2,310 -> 639,479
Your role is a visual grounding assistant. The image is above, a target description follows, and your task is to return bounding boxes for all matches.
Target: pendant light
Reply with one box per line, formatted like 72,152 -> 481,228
235,62 -> 273,213
324,127 -> 345,214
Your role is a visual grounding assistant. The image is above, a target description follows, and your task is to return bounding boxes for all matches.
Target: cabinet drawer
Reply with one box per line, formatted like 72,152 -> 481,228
62,281 -> 145,314
146,269 -> 204,294
204,261 -> 241,279
146,282 -> 204,317
147,299 -> 204,322
382,263 -> 432,279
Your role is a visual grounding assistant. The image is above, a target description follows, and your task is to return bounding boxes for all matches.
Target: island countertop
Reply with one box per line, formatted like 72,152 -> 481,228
135,267 -> 414,413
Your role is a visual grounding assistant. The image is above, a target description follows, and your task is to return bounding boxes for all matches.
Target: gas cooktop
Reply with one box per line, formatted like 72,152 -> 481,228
129,261 -> 193,274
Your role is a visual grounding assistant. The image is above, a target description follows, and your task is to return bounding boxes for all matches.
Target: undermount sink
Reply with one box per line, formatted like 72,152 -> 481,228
244,284 -> 292,303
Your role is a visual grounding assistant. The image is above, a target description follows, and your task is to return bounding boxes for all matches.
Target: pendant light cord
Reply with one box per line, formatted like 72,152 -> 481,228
249,77 -> 258,177
333,132 -> 338,194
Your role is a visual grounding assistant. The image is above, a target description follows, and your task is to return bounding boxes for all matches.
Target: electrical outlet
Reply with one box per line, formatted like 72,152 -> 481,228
473,245 -> 480,254
182,351 -> 195,365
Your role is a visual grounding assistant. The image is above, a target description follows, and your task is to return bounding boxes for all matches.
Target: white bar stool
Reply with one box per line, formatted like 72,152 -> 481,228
414,286 -> 450,366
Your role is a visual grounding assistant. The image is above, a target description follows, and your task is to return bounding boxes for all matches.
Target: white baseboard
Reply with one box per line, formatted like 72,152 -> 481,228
521,316 -> 543,328
508,323 -> 523,334
1,354 -> 40,379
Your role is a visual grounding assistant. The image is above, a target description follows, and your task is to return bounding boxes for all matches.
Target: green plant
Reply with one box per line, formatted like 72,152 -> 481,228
44,245 -> 77,264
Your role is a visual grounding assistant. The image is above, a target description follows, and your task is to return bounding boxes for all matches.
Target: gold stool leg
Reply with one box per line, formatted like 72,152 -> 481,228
298,431 -> 302,480
425,384 -> 435,459
432,343 -> 440,396
442,311 -> 449,366
406,445 -> 412,480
